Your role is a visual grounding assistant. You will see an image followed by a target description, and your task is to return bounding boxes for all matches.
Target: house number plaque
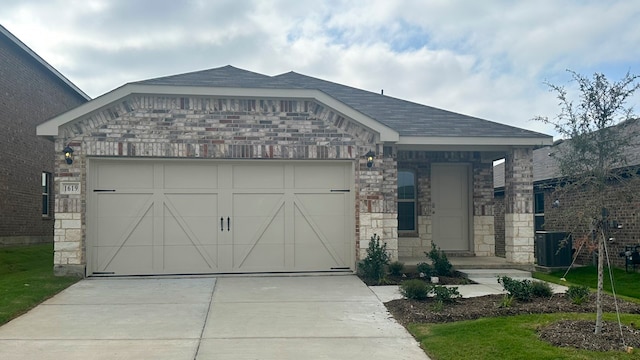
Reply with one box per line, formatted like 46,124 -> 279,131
61,182 -> 81,194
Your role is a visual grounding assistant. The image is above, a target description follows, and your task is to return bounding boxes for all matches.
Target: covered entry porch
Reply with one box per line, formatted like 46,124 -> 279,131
392,147 -> 536,265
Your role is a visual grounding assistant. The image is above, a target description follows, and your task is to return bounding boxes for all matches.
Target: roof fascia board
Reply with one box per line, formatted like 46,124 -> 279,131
397,135 -> 553,147
37,84 -> 399,142
0,25 -> 90,101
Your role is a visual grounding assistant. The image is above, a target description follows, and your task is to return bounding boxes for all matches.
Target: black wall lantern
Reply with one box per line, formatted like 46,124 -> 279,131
365,150 -> 375,168
63,146 -> 74,165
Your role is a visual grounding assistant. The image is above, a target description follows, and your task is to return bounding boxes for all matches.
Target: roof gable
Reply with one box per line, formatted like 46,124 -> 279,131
136,66 -> 550,139
0,24 -> 90,101
39,65 -> 552,146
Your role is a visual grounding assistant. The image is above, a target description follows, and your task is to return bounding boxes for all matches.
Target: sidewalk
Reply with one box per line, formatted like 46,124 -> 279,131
370,270 -> 568,303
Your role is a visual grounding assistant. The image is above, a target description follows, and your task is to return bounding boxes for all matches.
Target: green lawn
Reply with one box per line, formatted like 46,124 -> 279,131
410,313 -> 640,360
534,266 -> 640,300
0,244 -> 79,325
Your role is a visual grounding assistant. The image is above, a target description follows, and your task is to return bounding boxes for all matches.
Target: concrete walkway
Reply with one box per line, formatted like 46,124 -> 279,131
0,275 -> 429,360
370,270 -> 569,303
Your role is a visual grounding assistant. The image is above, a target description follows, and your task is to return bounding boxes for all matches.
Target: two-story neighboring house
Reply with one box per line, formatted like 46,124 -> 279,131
0,24 -> 89,246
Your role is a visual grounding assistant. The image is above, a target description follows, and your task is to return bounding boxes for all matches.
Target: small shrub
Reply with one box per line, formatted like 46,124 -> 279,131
400,279 -> 431,300
357,234 -> 390,284
531,281 -> 553,298
416,262 -> 432,277
566,285 -> 591,305
388,261 -> 405,276
426,243 -> 452,276
498,276 -> 533,302
499,294 -> 514,308
431,300 -> 444,312
432,285 -> 461,303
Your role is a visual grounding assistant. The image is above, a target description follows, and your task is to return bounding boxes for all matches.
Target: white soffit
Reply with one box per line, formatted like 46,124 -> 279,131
397,135 -> 553,147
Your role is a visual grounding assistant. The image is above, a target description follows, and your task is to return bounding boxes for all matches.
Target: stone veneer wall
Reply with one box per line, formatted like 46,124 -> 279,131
504,148 -> 534,263
397,151 -> 494,257
53,95 -> 397,276
357,155 -> 398,260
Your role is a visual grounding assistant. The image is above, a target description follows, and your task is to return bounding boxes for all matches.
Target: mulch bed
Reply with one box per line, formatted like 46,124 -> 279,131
361,271 -> 474,286
386,293 -> 640,353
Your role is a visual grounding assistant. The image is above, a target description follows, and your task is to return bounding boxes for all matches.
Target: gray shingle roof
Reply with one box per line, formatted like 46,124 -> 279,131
135,65 -> 550,139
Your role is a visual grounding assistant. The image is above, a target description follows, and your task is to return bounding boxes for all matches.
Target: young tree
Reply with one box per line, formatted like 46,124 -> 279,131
534,70 -> 640,334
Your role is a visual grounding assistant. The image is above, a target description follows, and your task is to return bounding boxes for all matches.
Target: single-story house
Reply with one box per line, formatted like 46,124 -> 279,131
0,24 -> 89,246
494,118 -> 640,268
37,65 -> 552,277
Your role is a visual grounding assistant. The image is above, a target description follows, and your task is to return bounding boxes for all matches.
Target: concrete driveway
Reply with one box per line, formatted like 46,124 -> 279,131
0,275 -> 429,360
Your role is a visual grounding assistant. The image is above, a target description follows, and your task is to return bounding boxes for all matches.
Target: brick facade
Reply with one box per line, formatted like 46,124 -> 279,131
541,177 -> 640,268
504,148 -> 535,263
0,32 -> 87,246
494,191 -> 506,257
53,95 -> 398,275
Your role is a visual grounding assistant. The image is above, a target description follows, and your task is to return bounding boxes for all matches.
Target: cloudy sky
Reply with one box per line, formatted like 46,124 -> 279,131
2,0 -> 639,138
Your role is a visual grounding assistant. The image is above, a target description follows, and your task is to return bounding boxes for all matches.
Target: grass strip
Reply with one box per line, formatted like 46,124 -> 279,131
534,266 -> 640,302
0,244 -> 79,325
410,313 -> 640,360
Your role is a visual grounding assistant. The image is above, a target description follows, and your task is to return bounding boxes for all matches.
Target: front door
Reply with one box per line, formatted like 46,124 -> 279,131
431,163 -> 470,252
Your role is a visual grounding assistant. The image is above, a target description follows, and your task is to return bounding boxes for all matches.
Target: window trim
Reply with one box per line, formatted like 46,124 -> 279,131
42,172 -> 51,218
534,191 -> 544,231
398,169 -> 417,232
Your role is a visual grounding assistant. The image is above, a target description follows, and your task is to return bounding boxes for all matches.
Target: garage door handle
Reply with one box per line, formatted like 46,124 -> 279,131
220,217 -> 224,232
227,217 -> 231,231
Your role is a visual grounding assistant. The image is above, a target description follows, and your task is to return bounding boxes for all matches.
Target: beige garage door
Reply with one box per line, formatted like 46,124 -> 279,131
87,159 -> 354,276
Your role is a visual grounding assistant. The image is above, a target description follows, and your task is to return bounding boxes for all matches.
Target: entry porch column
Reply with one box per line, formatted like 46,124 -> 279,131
504,147 -> 534,264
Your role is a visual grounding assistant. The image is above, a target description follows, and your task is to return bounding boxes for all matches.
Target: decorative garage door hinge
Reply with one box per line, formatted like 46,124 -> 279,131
330,189 -> 350,192
93,189 -> 116,192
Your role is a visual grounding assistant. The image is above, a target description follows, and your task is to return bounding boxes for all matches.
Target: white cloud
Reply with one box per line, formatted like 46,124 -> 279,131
1,0 -> 639,138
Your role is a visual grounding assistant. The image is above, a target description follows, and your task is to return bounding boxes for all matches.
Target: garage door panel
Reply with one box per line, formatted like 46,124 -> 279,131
163,216 -> 217,247
163,245 -> 218,271
295,194 -> 346,215
89,160 -> 353,275
294,244 -> 341,269
234,243 -> 285,270
98,214 -> 154,247
164,194 -> 217,217
233,215 -> 285,245
97,246 -> 153,274
233,194 -> 284,217
232,164 -> 284,189
295,215 -> 346,246
96,195 -> 154,248
96,163 -> 154,189
96,193 -> 153,217
293,206 -> 345,266
294,165 -> 347,189
164,163 -> 218,189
